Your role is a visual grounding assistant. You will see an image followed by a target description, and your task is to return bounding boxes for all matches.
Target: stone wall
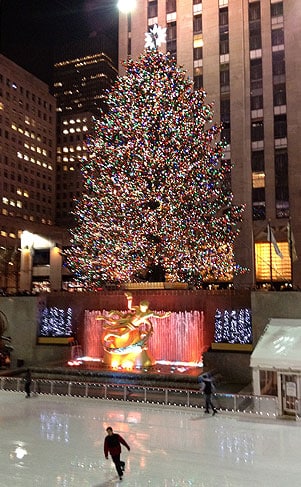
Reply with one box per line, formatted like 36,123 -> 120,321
251,291 -> 301,344
0,296 -> 70,368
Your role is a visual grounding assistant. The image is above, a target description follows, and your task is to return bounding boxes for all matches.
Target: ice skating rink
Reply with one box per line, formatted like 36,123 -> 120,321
0,390 -> 300,487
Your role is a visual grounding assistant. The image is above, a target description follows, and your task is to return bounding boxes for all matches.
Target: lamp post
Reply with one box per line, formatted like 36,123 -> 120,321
117,0 -> 136,14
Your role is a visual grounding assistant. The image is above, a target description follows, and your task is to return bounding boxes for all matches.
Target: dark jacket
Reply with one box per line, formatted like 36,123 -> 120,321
202,379 -> 215,395
104,433 -> 130,458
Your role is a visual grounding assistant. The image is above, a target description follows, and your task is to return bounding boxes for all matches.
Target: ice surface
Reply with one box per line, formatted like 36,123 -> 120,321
0,391 -> 300,486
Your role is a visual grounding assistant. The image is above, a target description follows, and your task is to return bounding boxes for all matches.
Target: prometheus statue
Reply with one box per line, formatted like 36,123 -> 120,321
98,292 -> 170,368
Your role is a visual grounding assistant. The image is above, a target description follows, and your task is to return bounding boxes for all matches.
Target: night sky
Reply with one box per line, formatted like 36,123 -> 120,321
0,0 -> 119,84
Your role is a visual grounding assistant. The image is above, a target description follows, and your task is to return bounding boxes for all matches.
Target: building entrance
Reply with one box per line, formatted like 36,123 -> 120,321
281,374 -> 298,416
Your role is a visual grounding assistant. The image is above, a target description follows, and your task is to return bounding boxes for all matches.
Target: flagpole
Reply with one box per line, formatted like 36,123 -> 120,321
268,222 -> 273,285
288,218 -> 293,287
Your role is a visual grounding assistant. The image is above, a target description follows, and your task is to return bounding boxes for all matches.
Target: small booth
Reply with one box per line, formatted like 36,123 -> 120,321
250,318 -> 301,418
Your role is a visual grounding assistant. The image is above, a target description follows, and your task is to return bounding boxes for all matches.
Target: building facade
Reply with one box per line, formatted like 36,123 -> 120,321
0,55 -> 68,293
118,0 -> 301,289
0,35 -> 119,294
53,36 -> 118,227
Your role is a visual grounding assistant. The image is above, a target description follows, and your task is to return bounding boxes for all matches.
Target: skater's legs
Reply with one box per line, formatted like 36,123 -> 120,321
111,454 -> 123,478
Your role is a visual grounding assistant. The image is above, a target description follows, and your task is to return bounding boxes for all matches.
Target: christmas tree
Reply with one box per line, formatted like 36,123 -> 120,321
66,26 -> 245,289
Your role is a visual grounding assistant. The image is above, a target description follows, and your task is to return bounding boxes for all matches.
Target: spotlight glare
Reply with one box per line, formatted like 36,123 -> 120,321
117,0 -> 137,14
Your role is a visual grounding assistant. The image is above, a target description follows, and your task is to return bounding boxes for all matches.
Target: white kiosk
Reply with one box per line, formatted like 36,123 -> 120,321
250,318 -> 301,418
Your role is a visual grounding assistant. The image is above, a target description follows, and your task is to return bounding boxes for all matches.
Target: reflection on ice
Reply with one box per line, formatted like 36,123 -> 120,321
40,411 -> 70,443
0,392 -> 301,486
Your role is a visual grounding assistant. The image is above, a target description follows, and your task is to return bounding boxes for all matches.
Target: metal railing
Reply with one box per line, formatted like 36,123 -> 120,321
0,376 -> 279,418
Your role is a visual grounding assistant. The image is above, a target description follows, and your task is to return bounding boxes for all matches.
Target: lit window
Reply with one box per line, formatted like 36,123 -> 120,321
194,36 -> 203,48
255,242 -> 290,281
252,172 -> 265,188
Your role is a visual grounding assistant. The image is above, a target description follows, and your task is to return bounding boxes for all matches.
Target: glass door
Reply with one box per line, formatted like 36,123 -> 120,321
281,374 -> 298,416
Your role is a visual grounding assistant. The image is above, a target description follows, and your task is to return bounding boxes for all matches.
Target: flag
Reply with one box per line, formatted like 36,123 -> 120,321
287,221 -> 298,262
267,224 -> 283,259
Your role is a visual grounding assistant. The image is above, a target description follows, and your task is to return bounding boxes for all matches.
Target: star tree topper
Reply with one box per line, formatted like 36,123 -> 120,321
145,24 -> 167,50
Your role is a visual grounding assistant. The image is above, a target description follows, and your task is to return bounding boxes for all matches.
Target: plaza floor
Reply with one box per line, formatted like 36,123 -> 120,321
0,390 -> 300,486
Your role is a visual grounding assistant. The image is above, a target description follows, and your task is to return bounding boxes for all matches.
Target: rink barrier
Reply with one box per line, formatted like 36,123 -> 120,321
0,376 -> 279,417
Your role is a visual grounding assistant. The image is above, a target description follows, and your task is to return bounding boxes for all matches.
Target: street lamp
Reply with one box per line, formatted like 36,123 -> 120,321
117,0 -> 136,14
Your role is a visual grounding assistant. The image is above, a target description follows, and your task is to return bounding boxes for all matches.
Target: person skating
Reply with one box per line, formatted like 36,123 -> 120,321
24,369 -> 32,398
200,373 -> 218,415
104,426 -> 130,480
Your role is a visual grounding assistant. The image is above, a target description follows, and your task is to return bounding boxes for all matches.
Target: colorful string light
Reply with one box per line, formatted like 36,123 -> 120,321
66,49 -> 246,288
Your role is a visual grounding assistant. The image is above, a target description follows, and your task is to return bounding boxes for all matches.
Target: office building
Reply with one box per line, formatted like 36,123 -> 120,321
118,0 -> 301,289
53,36 -> 118,227
0,54 -> 68,293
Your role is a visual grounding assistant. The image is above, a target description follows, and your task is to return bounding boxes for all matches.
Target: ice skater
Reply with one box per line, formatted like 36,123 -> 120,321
104,426 -> 130,480
24,369 -> 32,398
200,373 -> 217,416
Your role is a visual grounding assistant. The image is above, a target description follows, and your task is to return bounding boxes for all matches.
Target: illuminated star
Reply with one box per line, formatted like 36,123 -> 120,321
145,24 -> 167,50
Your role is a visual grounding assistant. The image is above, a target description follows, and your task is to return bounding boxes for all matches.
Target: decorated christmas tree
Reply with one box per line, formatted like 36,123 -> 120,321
66,26 -> 245,289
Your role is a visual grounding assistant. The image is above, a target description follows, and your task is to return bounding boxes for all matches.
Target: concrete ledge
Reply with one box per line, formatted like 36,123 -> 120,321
211,343 -> 253,352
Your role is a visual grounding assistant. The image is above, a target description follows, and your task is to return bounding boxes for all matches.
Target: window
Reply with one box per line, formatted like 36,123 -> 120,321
272,51 -> 285,76
249,1 -> 261,51
249,2 -> 260,21
271,2 -> 283,18
249,31 -> 261,50
275,149 -> 289,218
32,248 -> 50,266
252,181 -> 265,208
193,47 -> 203,60
193,14 -> 202,33
250,58 -> 262,81
273,83 -> 286,106
148,1 -> 158,18
252,172 -> 265,189
251,150 -> 264,172
166,22 -> 177,57
219,7 -> 229,54
220,65 -> 230,92
219,8 -> 228,26
251,93 -> 263,110
220,33 -> 229,55
128,38 -> 131,56
220,97 -> 230,143
251,120 -> 264,141
193,74 -> 203,91
253,202 -> 266,220
166,0 -> 176,13
274,114 -> 287,139
272,28 -> 284,47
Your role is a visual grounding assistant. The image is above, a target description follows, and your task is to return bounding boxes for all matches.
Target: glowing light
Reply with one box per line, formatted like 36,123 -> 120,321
15,446 -> 27,460
121,360 -> 134,369
117,0 -> 136,14
39,307 -> 72,338
111,359 -> 120,369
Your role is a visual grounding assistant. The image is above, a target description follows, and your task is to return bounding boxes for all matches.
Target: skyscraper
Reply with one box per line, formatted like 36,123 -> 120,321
118,0 -> 301,289
53,35 -> 118,227
0,55 -> 65,292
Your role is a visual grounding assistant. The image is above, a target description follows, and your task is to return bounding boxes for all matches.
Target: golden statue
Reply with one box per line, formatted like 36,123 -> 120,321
98,292 -> 170,368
